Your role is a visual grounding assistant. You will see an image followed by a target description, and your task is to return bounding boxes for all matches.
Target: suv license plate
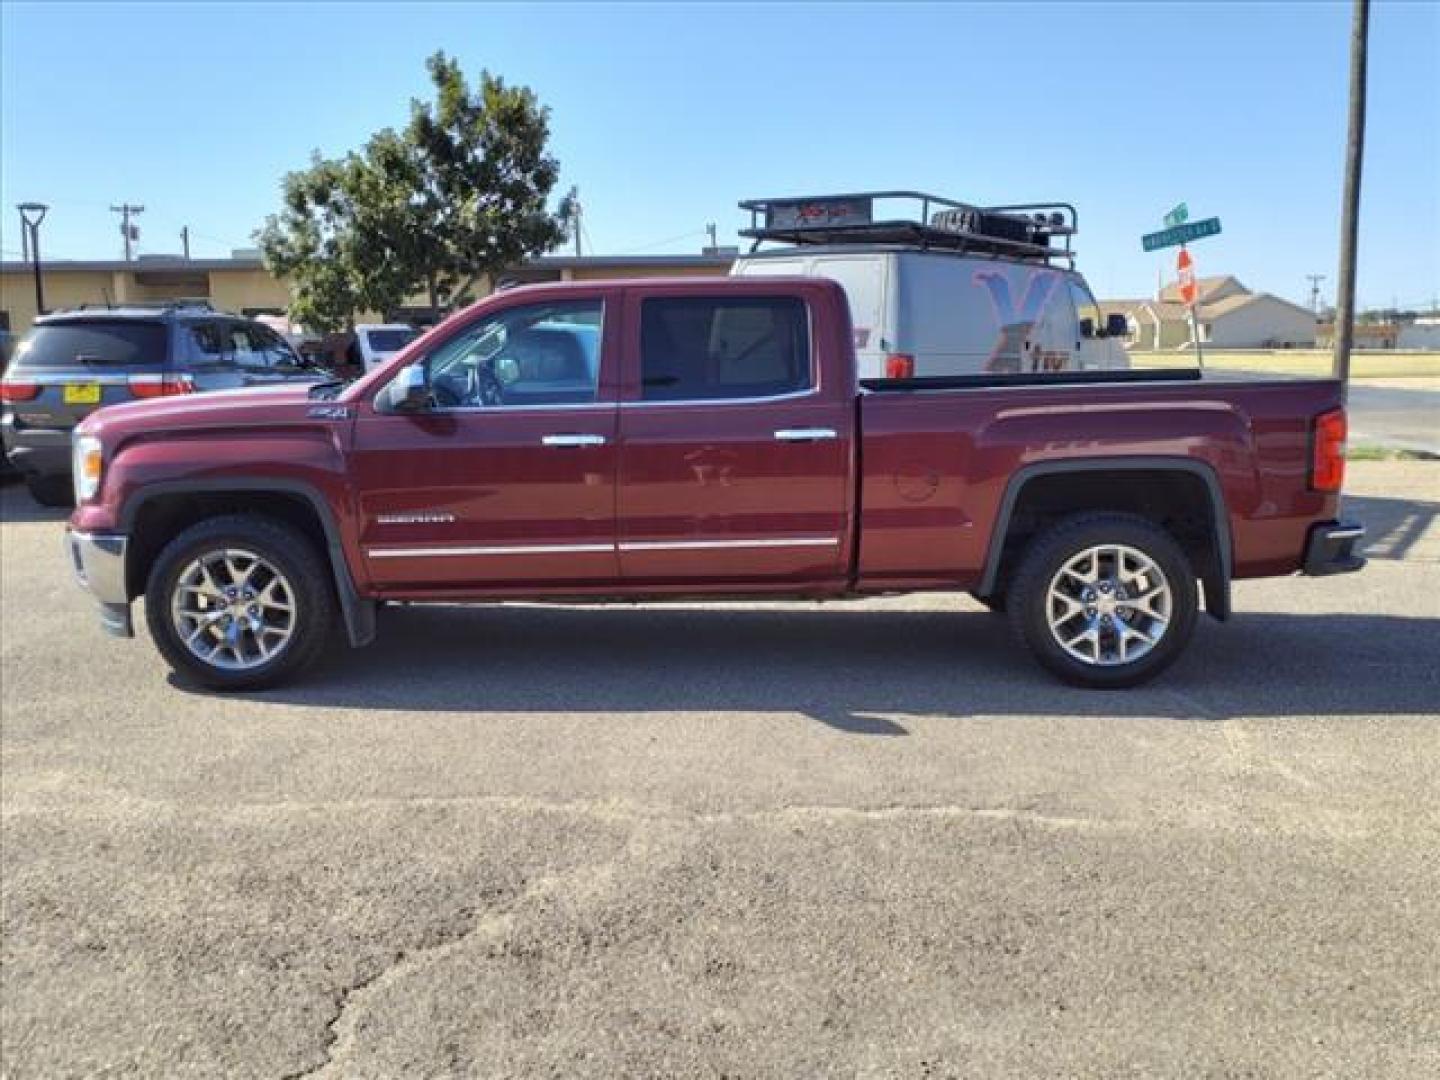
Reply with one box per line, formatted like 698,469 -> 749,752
63,383 -> 102,405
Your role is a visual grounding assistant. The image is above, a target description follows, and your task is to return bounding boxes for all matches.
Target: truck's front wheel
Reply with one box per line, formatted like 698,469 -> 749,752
1008,513 -> 1198,689
145,514 -> 335,691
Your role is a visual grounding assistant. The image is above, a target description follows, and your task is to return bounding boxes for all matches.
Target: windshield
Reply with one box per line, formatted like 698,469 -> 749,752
364,327 -> 418,354
13,320 -> 169,370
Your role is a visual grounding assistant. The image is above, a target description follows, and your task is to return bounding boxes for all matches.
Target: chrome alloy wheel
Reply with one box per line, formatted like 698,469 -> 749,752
1045,544 -> 1172,667
170,548 -> 298,671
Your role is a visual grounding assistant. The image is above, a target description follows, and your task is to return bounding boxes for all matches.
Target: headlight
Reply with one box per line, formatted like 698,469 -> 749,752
73,433 -> 103,503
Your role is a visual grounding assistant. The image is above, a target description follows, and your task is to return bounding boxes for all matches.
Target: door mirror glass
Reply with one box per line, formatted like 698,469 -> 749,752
388,364 -> 431,412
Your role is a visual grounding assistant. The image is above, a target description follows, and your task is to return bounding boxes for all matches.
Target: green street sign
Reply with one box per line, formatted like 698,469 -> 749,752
1163,202 -> 1189,228
1142,216 -> 1222,252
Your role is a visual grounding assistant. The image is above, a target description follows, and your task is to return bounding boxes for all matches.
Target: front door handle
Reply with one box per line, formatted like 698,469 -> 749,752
774,428 -> 838,442
542,433 -> 607,448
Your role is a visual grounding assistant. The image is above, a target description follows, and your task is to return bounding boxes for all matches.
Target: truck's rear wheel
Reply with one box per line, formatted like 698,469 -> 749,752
145,514 -> 334,691
1008,513 -> 1197,688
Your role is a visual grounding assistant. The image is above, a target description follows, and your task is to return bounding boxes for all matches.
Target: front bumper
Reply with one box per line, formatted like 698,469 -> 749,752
65,529 -> 134,637
1302,520 -> 1367,577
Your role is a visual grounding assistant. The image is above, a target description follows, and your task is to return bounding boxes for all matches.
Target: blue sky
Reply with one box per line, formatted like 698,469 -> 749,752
2,1 -> 1436,309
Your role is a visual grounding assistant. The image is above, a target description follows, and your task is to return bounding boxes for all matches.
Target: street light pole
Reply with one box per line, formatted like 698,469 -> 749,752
1333,0 -> 1370,400
16,202 -> 49,317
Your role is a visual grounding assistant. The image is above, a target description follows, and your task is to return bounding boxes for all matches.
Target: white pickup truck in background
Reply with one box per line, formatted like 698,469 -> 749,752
731,191 -> 1129,379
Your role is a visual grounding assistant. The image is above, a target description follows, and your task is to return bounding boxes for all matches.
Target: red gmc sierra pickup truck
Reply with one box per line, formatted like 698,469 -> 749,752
61,275 -> 1364,691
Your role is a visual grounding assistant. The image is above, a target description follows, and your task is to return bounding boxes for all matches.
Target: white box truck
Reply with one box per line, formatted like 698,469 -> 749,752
730,191 -> 1129,379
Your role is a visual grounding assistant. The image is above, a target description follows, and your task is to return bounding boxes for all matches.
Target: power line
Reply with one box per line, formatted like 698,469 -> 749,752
619,229 -> 707,254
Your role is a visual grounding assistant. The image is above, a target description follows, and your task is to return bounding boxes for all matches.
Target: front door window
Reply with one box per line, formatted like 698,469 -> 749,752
426,300 -> 603,409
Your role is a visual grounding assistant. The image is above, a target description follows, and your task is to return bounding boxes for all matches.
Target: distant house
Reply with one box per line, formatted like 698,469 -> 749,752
1105,276 -> 1317,350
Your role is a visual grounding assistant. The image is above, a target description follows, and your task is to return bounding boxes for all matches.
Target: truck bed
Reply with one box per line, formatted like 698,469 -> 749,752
854,372 -> 1346,589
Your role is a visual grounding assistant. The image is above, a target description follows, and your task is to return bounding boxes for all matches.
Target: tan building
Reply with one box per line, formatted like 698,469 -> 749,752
1315,321 -> 1406,350
1106,275 -> 1317,350
0,252 -> 735,337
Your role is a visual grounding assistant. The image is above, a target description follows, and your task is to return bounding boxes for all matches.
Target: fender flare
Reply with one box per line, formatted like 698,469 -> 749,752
120,478 -> 376,647
978,456 -> 1233,620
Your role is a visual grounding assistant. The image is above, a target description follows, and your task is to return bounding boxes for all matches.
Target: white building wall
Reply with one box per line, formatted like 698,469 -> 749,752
1397,321 -> 1440,349
1206,297 -> 1316,348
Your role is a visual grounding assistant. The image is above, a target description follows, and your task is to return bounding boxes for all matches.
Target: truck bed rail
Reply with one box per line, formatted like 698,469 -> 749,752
859,368 -> 1203,392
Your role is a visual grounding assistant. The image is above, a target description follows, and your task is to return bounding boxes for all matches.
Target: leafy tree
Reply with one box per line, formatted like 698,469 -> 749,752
258,51 -> 575,330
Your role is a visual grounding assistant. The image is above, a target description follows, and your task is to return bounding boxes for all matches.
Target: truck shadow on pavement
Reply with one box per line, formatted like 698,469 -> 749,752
1350,493 -> 1440,562
233,602 -> 1440,734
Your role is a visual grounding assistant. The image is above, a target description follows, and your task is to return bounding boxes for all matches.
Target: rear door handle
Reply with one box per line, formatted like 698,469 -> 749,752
774,428 -> 838,442
542,433 -> 607,448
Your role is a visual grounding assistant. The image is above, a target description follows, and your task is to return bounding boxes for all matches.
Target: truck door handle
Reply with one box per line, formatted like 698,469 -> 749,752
773,428 -> 838,442
541,433 -> 607,448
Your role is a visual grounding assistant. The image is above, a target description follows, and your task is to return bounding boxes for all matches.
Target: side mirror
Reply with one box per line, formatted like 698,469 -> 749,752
388,365 -> 431,412
1079,317 -> 1095,339
1105,313 -> 1129,339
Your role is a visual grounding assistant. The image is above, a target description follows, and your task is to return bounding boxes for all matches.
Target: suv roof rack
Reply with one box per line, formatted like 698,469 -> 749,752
738,190 -> 1077,266
67,298 -> 217,315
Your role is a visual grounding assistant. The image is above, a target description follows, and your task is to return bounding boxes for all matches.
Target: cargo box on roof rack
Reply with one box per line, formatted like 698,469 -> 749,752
738,190 -> 1077,266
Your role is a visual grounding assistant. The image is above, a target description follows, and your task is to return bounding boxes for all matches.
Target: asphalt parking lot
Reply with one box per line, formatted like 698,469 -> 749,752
2,463 -> 1438,1078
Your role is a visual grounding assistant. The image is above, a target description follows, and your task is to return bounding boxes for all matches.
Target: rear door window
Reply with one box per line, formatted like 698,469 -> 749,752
639,296 -> 811,401
224,322 -> 271,374
182,321 -> 237,374
11,321 -> 168,371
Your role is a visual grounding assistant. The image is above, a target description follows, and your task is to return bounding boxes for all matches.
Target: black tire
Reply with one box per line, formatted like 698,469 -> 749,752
1007,512 -> 1198,689
26,474 -> 73,507
144,514 -> 335,691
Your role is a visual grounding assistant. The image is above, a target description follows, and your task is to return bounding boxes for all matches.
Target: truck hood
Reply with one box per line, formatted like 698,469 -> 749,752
78,384 -> 330,442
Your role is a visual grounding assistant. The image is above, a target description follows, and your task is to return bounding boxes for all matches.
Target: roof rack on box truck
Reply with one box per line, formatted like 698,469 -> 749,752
738,190 -> 1077,267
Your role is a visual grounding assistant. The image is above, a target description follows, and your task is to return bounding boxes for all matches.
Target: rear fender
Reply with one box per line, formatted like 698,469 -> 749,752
979,457 -> 1233,620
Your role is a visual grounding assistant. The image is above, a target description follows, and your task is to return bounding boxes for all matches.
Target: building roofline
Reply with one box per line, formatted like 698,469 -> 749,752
0,253 -> 734,274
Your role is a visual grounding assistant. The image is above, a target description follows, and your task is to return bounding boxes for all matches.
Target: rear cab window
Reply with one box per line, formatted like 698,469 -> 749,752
639,296 -> 811,401
11,320 -> 170,372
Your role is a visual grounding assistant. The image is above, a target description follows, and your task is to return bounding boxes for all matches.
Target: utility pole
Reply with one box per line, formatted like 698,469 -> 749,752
181,226 -> 190,260
109,203 -> 145,261
1306,273 -> 1327,314
573,194 -> 583,258
1333,0 -> 1369,398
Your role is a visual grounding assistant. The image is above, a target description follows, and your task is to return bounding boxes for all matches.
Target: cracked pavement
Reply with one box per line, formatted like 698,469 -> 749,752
3,463 -> 1439,1078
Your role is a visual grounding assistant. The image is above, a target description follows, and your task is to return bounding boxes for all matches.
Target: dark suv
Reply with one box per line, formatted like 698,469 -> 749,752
1,302 -> 326,505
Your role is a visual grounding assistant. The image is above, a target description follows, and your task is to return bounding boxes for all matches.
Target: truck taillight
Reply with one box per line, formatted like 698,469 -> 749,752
886,353 -> 915,379
0,380 -> 41,402
128,373 -> 195,399
1311,407 -> 1347,492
